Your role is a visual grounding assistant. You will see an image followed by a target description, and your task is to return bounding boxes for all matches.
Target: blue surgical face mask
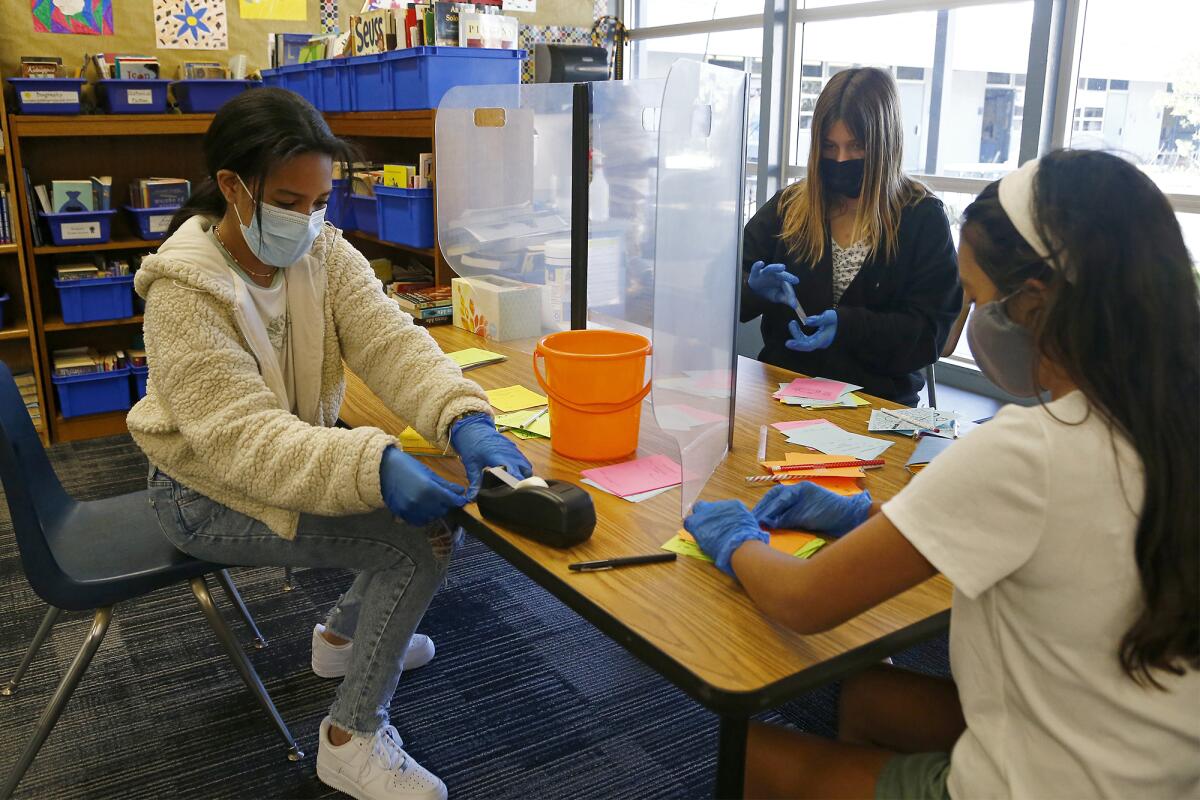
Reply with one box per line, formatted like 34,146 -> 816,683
233,176 -> 325,268
966,291 -> 1041,397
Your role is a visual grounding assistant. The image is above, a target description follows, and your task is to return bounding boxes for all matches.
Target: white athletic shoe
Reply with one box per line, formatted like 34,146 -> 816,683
317,716 -> 447,800
312,624 -> 436,679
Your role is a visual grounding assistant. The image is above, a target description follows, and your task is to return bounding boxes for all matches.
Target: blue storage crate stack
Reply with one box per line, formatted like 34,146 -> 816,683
53,367 -> 132,418
260,67 -> 284,89
326,179 -> 352,228
314,62 -> 352,112
347,48 -> 524,111
274,63 -> 321,106
375,186 -> 434,248
172,79 -> 260,113
39,210 -> 117,246
98,79 -> 171,114
131,365 -> 149,400
125,205 -> 179,240
7,78 -> 86,114
351,194 -> 378,236
54,275 -> 135,323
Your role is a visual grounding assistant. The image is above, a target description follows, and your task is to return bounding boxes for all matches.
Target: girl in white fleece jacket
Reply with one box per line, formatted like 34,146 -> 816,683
133,88 -> 531,800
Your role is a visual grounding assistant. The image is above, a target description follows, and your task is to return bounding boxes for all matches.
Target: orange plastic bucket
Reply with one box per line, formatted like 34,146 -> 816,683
533,330 -> 652,461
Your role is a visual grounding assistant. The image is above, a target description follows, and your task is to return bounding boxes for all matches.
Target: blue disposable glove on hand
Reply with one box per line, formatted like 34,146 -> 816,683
684,500 -> 770,576
379,446 -> 468,526
785,309 -> 838,352
752,482 -> 872,537
748,261 -> 801,308
450,413 -> 534,500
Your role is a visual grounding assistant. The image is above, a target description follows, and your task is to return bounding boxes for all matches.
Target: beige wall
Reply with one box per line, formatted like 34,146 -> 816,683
1,0 -> 594,83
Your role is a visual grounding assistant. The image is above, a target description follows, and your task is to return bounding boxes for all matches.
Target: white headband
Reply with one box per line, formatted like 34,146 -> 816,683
996,158 -> 1071,279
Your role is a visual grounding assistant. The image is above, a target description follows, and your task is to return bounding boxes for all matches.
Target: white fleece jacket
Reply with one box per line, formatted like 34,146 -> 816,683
128,215 -> 491,539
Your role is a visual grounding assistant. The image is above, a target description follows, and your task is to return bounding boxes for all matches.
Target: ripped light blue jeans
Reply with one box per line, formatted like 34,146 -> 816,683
148,467 -> 459,737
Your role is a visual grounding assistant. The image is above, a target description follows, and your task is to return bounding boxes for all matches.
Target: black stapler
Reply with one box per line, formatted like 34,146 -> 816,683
475,468 -> 596,547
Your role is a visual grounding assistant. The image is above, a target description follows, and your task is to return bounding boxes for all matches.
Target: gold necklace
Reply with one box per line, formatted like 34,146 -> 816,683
214,221 -> 276,279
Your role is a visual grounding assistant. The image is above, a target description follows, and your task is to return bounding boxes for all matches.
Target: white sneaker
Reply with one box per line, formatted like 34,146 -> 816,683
316,716 -> 447,800
312,624 -> 436,679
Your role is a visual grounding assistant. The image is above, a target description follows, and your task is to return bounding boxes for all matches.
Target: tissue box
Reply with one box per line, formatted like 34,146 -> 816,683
452,276 -> 543,342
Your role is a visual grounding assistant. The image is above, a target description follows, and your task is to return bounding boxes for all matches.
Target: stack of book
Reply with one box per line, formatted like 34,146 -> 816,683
129,178 -> 190,209
0,184 -> 12,245
90,54 -> 161,80
32,178 -> 113,214
14,372 -> 40,430
18,55 -> 66,78
52,347 -> 128,377
391,286 -> 452,326
348,3 -> 517,54
55,256 -> 132,281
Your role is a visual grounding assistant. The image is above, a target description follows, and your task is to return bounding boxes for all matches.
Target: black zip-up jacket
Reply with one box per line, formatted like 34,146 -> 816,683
741,190 -> 962,406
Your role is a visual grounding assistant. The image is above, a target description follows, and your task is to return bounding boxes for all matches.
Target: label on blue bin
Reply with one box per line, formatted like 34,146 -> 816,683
60,221 -> 102,240
148,214 -> 171,233
127,89 -> 154,105
20,90 -> 76,103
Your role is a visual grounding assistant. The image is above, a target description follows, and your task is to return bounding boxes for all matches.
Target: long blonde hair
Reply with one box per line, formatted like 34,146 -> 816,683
780,67 -> 927,265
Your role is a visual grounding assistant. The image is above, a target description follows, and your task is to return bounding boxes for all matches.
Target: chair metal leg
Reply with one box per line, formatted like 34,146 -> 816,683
2,607 -> 111,800
924,363 -> 938,409
189,576 -> 303,762
2,606 -> 62,696
281,567 -> 295,592
215,569 -> 268,649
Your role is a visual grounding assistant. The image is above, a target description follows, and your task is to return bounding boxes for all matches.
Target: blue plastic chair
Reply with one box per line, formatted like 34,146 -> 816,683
0,362 -> 302,799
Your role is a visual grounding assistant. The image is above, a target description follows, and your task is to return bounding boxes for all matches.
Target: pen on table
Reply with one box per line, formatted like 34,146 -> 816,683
757,424 -> 769,463
569,553 -> 677,572
498,406 -> 548,432
879,407 -> 941,434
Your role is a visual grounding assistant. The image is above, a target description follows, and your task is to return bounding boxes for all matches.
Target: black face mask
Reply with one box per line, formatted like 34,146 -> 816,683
820,157 -> 865,198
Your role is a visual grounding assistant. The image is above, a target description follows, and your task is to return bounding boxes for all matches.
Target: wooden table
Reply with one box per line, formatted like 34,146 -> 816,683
340,325 -> 952,798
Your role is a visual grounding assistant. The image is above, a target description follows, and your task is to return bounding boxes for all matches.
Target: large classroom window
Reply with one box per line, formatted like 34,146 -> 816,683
623,0 -> 1200,392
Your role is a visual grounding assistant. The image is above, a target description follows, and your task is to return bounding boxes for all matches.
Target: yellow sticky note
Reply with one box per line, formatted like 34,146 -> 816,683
486,385 -> 548,413
525,412 -> 551,438
399,426 -> 443,455
446,348 -> 506,369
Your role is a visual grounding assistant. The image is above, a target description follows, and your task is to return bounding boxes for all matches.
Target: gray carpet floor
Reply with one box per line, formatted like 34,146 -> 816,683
0,435 -> 949,799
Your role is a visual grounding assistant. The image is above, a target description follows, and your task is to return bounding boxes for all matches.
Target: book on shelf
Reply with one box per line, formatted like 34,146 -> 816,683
459,11 -> 517,48
392,286 -> 452,311
414,315 -> 451,327
179,61 -> 227,79
113,56 -> 161,79
0,184 -> 11,244
91,176 -> 112,211
433,2 -> 463,47
51,180 -> 95,213
414,305 -> 453,320
55,263 -> 101,281
19,56 -> 64,78
22,170 -> 43,247
271,33 -> 315,67
52,347 -> 127,377
128,348 -> 147,367
130,178 -> 191,208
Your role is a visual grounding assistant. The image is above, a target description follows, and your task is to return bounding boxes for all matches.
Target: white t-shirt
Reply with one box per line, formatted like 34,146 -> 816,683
883,392 -> 1200,799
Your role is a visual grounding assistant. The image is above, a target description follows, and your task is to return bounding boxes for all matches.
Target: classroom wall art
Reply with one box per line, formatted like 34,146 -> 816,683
320,0 -> 338,33
238,0 -> 307,21
31,0 -> 114,36
154,0 -> 228,49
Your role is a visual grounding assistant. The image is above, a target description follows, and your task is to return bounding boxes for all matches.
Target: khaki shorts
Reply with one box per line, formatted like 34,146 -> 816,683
875,752 -> 951,800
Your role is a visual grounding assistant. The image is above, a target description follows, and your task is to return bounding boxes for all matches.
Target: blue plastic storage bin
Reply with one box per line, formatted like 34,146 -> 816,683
375,186 -> 434,248
326,179 -> 351,228
8,78 -> 86,114
313,61 -> 351,112
39,210 -> 117,247
54,274 -> 135,324
98,79 -> 171,114
275,63 -> 321,106
131,364 -> 149,400
172,79 -> 260,113
125,205 -> 179,240
350,194 -> 378,236
348,48 -> 523,112
260,67 -> 284,89
0,293 -> 9,329
53,367 -> 132,418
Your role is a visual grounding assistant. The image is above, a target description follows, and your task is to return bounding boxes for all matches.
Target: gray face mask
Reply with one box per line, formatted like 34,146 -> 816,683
966,292 -> 1041,397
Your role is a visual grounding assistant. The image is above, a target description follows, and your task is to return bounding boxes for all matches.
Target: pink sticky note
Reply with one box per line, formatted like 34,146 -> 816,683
581,454 -> 683,498
778,378 -> 850,402
771,419 -> 835,433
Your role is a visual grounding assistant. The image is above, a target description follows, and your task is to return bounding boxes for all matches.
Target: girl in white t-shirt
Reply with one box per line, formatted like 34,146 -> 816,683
685,149 -> 1199,799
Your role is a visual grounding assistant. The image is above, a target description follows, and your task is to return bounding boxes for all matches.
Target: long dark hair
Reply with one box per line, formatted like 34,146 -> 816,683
962,149 -> 1199,687
169,87 -> 357,235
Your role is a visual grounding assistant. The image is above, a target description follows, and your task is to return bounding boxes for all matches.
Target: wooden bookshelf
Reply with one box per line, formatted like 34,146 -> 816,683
0,92 -> 49,443
33,238 -> 161,256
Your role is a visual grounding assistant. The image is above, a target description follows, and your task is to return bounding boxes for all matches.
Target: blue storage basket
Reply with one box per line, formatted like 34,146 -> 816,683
326,179 -> 352,228
8,78 -> 86,114
314,61 -> 351,112
53,367 -> 132,418
349,48 -> 524,111
39,210 -> 117,247
125,205 -> 180,240
172,79 -> 260,113
276,63 -> 321,106
350,194 -> 378,236
0,293 -> 9,329
260,67 -> 284,89
98,79 -> 171,114
131,364 -> 149,400
54,274 -> 135,324
375,186 -> 434,248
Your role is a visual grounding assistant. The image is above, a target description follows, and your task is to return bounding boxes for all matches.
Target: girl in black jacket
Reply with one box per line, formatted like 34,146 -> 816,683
742,67 -> 961,405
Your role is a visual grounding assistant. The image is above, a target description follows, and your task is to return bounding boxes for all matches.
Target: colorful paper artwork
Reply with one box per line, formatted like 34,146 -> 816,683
154,0 -> 228,49
239,0 -> 307,21
31,0 -> 114,36
320,0 -> 338,33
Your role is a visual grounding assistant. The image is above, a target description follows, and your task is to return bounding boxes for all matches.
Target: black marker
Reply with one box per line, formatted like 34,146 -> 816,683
568,553 -> 677,572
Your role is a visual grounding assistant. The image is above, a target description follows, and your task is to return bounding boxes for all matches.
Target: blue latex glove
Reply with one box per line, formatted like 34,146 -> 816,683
379,446 -> 468,526
752,482 -> 872,537
748,261 -> 800,308
450,413 -> 533,500
786,309 -> 838,352
684,500 -> 770,576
